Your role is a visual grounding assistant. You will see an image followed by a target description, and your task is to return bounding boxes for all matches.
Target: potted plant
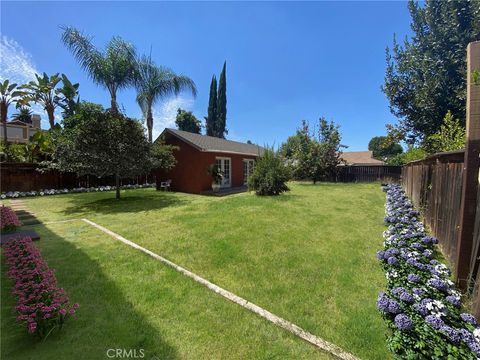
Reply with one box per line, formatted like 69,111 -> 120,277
207,163 -> 223,192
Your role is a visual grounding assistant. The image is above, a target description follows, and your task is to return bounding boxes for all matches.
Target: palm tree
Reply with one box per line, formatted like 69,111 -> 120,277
0,80 -> 23,147
135,55 -> 197,142
12,107 -> 33,123
61,26 -> 137,113
19,73 -> 62,128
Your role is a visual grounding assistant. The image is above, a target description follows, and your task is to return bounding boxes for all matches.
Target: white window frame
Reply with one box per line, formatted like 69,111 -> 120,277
216,157 -> 232,188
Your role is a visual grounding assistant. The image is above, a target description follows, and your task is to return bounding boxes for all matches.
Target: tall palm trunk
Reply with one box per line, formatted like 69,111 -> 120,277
1,102 -> 8,149
46,105 -> 55,129
146,100 -> 153,143
111,95 -> 118,114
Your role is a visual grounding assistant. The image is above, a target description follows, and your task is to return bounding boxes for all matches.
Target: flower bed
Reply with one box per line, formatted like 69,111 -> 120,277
1,206 -> 22,233
2,237 -> 79,339
0,183 -> 155,199
377,184 -> 480,359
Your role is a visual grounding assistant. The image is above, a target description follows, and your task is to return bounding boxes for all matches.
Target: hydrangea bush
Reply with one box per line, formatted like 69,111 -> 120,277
378,184 -> 480,359
2,237 -> 79,339
1,206 -> 22,233
1,183 -> 155,199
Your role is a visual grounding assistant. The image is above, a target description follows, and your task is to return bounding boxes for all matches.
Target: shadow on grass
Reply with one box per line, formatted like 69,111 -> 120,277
62,191 -> 187,216
1,224 -> 178,360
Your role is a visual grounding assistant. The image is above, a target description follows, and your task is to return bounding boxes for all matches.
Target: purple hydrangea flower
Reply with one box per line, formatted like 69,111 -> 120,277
425,315 -> 445,330
428,278 -> 449,292
441,326 -> 461,343
407,274 -> 421,283
394,313 -> 413,331
459,329 -> 480,356
376,292 -> 389,313
412,288 -> 425,296
446,295 -> 461,308
460,313 -> 478,326
392,287 -> 406,296
387,300 -> 401,314
387,257 -> 398,266
399,291 -> 414,303
413,303 -> 429,316
376,250 -> 385,260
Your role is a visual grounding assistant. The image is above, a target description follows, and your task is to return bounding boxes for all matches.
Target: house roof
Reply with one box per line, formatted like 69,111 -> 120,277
340,151 -> 385,165
161,128 -> 265,156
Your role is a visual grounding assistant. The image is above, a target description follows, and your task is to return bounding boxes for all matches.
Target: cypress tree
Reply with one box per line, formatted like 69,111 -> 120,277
206,76 -> 217,136
216,61 -> 227,138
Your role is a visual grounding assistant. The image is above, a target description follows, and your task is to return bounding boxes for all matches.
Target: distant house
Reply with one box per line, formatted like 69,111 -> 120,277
0,115 -> 41,143
155,128 -> 264,194
340,151 -> 385,166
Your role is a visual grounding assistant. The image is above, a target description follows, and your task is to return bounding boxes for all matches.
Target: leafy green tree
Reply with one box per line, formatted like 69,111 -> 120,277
279,134 -> 302,159
309,118 -> 345,183
1,80 -> 24,147
49,104 -> 174,199
205,76 -> 217,137
12,107 -> 32,123
383,0 -> 480,144
291,120 -> 313,180
136,55 -> 196,142
216,61 -> 227,138
175,108 -> 201,134
387,146 -> 427,165
57,74 -> 80,119
19,73 -> 78,129
61,26 -> 137,113
424,111 -> 465,154
368,136 -> 403,160
248,147 -> 290,196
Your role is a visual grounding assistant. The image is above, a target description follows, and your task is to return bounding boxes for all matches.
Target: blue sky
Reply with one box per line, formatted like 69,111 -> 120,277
1,1 -> 412,150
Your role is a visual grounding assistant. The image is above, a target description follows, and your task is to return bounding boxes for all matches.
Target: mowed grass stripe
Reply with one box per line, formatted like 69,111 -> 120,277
82,218 -> 359,360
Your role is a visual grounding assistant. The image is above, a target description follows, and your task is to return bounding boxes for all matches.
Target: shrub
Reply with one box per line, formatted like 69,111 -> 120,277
378,184 -> 480,359
2,237 -> 79,339
1,206 -> 21,233
248,148 -> 290,196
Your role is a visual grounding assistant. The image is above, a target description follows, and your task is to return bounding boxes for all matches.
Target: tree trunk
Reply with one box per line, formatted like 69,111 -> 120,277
115,173 -> 120,200
1,102 -> 8,149
47,106 -> 55,129
111,92 -> 118,114
147,104 -> 153,143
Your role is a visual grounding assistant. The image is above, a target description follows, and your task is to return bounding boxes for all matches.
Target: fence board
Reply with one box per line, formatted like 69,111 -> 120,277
0,163 -> 155,192
336,165 -> 401,183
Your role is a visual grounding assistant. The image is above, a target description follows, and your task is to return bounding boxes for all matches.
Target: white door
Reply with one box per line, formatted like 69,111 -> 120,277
216,157 -> 231,188
243,159 -> 255,185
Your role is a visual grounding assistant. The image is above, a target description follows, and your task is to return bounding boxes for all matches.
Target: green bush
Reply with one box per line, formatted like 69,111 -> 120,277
248,148 -> 290,196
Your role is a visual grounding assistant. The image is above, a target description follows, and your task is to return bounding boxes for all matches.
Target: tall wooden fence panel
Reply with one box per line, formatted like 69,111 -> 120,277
401,151 -> 465,271
0,163 -> 155,192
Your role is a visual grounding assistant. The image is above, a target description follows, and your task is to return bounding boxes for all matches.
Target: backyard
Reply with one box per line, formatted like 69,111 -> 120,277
1,183 -> 389,359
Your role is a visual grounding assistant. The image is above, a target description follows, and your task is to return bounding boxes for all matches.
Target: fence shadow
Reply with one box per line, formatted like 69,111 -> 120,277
1,224 -> 178,360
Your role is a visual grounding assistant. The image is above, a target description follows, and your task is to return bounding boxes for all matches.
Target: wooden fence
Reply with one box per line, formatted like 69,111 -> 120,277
336,165 -> 401,183
402,151 -> 466,269
0,163 -> 155,192
401,150 -> 480,316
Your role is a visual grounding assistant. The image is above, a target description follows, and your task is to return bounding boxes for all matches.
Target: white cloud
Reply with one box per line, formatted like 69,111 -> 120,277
150,96 -> 195,140
0,34 -> 55,128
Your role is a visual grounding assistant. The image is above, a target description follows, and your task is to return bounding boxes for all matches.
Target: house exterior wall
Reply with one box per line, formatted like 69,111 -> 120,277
0,125 -> 38,143
156,132 -> 257,194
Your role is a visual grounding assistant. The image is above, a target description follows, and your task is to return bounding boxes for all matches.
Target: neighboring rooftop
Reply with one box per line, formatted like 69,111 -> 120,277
340,151 -> 385,165
161,128 -> 265,156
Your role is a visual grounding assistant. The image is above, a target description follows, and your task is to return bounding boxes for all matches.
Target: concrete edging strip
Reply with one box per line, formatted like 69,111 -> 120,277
81,218 -> 360,360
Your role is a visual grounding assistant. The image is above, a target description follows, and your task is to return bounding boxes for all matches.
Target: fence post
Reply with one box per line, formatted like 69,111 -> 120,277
456,41 -> 480,289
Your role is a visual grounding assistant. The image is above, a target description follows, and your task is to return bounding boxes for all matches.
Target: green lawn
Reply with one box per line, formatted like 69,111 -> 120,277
1,182 -> 389,359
